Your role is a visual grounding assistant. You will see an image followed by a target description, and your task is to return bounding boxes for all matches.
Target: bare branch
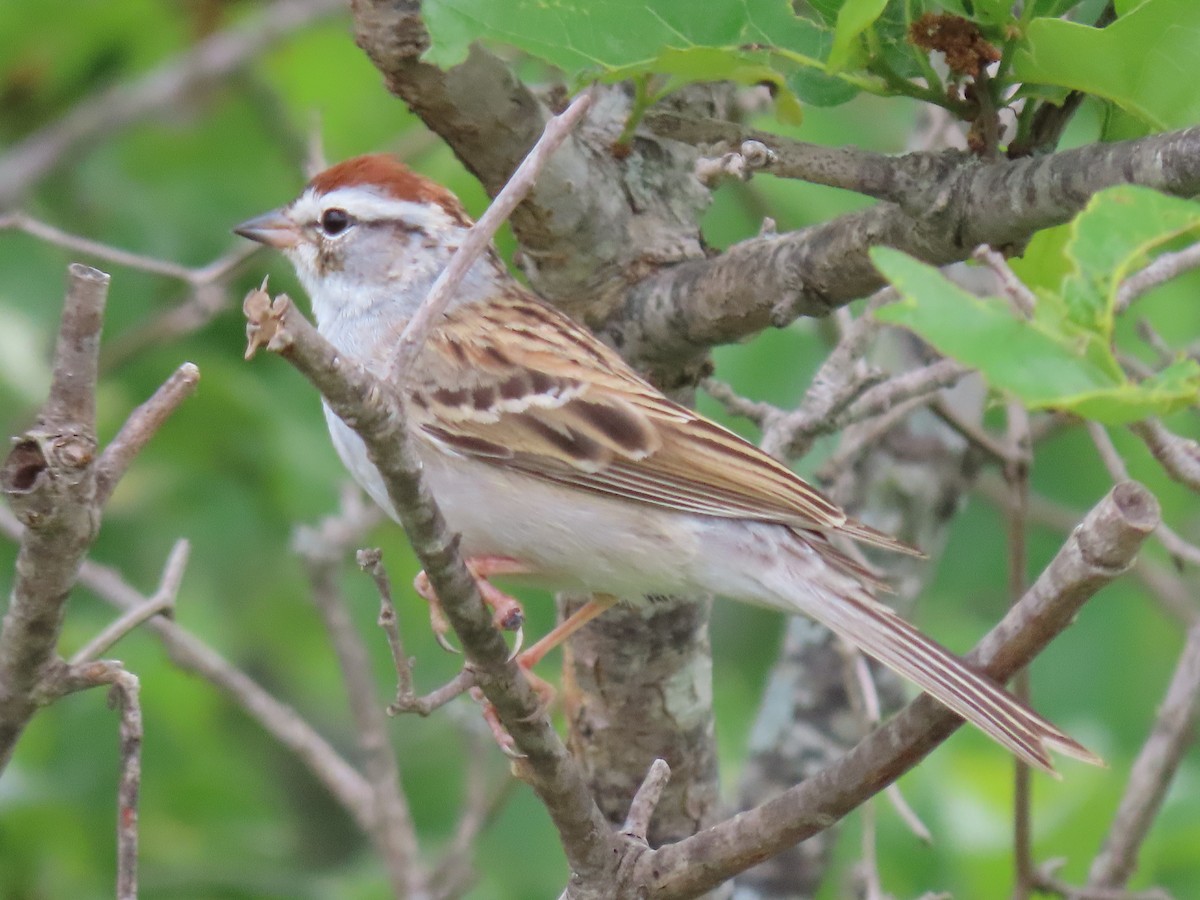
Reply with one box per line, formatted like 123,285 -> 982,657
428,722 -> 519,899
700,379 -> 776,429
71,539 -> 189,664
646,111 -> 963,204
111,671 -> 142,900
297,530 -> 428,899
1129,419 -> 1200,491
0,0 -> 346,206
977,474 -> 1200,627
973,245 -> 1037,318
634,481 -> 1158,899
836,359 -> 969,433
607,126 -> 1200,366
1116,239 -> 1200,313
242,292 -> 619,881
621,759 -> 672,843
387,87 -> 595,381
356,549 -> 476,715
1004,402 -> 1036,900
0,264 -> 108,771
0,212 -> 228,280
44,263 -> 109,430
1087,421 -> 1200,569
1,506 -> 382,835
15,655 -> 145,899
95,363 -> 201,505
1088,621 -> 1200,890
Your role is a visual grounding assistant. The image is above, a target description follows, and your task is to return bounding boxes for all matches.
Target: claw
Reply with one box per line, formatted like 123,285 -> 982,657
507,623 -> 525,662
434,629 -> 461,654
472,686 -> 527,758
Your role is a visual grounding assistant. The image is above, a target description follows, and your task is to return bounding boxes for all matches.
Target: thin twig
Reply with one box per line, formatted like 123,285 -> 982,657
976,474 -> 1200,627
0,506 -> 381,835
0,212 -> 228,279
931,397 -> 1016,464
1129,420 -> 1200,491
72,539 -> 189,664
761,291 -> 891,459
388,88 -> 595,382
95,363 -> 201,505
1116,239 -> 1200,313
701,379 -> 778,428
355,548 -> 477,716
1005,402 -> 1035,900
848,654 -> 932,844
1035,857 -> 1169,900
836,359 -> 969,430
973,244 -> 1037,318
1087,621 -> 1200,890
0,0 -> 346,205
358,549 -> 414,699
300,545 -> 428,899
1087,421 -> 1200,569
621,759 -> 672,843
111,670 -> 142,900
430,725 -> 518,899
24,658 -> 145,900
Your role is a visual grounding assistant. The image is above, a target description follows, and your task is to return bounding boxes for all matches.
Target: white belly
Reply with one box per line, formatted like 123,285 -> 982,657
324,405 -> 700,599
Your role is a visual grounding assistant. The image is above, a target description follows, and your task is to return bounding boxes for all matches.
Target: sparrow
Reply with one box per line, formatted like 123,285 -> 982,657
235,154 -> 1100,773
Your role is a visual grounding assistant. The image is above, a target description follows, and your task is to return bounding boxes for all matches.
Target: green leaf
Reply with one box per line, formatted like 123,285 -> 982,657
421,0 -> 852,110
827,0 -> 888,73
871,247 -> 1200,424
1012,0 -> 1200,130
968,0 -> 1021,25
1059,185 -> 1200,338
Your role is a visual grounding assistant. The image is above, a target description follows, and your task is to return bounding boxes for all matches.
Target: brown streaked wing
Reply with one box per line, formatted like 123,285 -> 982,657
408,291 -> 921,556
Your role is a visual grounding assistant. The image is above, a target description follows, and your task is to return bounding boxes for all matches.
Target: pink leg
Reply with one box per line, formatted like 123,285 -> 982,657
413,556 -> 530,652
518,594 -> 619,669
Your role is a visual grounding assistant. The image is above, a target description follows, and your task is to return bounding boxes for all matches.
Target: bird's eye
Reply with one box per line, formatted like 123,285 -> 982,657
319,208 -> 352,236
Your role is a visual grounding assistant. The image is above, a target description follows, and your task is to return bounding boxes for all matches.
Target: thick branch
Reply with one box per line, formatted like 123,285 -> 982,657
348,3 -> 711,327
243,294 -> 621,882
0,264 -> 108,771
634,481 -> 1158,899
609,126 -> 1200,365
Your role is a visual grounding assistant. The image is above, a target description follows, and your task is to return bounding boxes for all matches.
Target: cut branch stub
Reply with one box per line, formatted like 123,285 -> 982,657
1,429 -> 98,529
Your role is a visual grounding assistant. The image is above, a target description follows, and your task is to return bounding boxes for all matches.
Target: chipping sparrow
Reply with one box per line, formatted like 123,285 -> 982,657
235,154 -> 1100,773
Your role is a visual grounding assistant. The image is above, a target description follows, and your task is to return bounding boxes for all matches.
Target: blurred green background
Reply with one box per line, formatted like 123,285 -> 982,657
1,2 -> 1198,898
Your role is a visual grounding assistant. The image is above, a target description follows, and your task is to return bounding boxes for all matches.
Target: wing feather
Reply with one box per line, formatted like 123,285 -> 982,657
409,291 -> 921,557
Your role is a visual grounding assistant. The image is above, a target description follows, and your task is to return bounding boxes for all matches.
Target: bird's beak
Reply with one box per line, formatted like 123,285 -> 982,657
233,209 -> 301,249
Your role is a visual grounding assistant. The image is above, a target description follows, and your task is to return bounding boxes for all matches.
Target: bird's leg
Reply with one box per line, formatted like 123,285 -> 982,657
413,555 -> 529,653
470,596 -> 618,757
517,593 -> 619,670
412,572 -> 619,755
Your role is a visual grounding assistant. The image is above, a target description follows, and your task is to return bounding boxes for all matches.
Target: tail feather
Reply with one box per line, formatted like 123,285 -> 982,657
772,538 -> 1102,774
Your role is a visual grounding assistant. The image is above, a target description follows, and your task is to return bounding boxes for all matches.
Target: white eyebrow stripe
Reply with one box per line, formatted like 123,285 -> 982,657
290,187 -> 457,230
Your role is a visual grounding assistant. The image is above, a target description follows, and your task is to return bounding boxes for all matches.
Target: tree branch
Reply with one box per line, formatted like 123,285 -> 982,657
0,264 -> 107,771
1087,620 -> 1200,890
635,481 -> 1158,899
607,126 -> 1200,366
243,293 -> 622,884
0,0 -> 346,207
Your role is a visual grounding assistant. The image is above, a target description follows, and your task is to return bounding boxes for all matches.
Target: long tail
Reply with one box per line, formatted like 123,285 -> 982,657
767,533 -> 1102,775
